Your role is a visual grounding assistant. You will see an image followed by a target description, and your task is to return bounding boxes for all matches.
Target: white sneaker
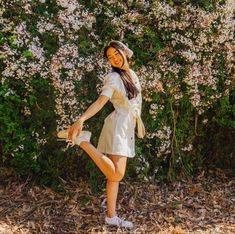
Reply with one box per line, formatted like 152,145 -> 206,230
57,129 -> 91,146
105,215 -> 134,229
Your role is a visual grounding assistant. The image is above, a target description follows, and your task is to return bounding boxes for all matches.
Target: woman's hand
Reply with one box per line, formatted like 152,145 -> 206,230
65,96 -> 109,145
67,119 -> 84,145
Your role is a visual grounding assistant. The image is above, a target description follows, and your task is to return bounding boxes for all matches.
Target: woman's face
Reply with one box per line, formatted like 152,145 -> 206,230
106,46 -> 127,69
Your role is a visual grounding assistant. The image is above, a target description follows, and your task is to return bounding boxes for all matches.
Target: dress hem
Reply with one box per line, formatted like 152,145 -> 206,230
98,150 -> 135,158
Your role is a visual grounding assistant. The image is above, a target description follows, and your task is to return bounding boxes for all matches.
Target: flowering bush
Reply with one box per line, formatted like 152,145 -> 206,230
0,0 -> 234,185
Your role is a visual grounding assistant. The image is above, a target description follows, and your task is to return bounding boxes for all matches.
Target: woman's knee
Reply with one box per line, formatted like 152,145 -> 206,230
108,170 -> 125,182
107,154 -> 127,181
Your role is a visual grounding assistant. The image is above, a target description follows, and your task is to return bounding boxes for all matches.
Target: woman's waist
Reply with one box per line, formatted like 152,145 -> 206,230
106,109 -> 135,121
105,111 -> 137,130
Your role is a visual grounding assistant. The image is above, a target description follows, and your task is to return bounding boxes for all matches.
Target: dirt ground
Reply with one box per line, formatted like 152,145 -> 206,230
0,168 -> 234,234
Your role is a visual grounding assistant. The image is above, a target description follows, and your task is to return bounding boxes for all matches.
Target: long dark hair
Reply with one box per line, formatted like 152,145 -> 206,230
103,41 -> 139,100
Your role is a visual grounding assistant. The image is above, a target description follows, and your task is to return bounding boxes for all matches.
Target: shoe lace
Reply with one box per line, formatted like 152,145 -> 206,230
116,217 -> 126,226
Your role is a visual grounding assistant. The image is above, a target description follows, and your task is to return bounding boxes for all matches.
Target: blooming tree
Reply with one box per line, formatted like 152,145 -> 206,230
0,0 -> 234,182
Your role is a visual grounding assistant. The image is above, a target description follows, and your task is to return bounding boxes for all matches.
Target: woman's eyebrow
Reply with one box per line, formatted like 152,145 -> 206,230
108,51 -> 119,58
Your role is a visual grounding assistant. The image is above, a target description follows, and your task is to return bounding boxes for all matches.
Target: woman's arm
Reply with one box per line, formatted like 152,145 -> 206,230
79,95 -> 110,122
68,95 -> 110,142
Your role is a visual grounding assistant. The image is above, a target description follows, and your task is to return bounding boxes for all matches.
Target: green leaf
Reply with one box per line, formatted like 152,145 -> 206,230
22,50 -> 34,58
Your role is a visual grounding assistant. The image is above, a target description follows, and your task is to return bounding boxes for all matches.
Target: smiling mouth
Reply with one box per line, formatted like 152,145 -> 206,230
115,61 -> 122,66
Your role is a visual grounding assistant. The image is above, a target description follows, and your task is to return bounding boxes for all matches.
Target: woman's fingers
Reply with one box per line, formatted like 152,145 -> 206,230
67,127 -> 72,140
72,129 -> 80,145
67,121 -> 83,144
68,126 -> 76,140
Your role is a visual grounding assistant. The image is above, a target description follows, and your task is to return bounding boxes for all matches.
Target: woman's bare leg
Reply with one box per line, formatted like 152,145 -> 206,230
79,142 -> 127,217
106,154 -> 127,218
79,142 -> 126,181
106,180 -> 119,217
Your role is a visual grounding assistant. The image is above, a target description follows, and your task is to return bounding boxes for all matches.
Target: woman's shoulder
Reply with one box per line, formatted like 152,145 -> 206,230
130,68 -> 138,78
130,68 -> 140,84
107,71 -> 120,78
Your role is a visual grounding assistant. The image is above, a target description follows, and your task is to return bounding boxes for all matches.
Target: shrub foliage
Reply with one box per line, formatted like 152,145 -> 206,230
0,0 -> 234,186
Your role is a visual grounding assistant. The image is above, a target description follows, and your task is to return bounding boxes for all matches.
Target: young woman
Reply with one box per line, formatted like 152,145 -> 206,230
58,40 -> 145,228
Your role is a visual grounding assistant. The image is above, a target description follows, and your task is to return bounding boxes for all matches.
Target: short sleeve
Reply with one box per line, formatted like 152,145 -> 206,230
100,72 -> 119,99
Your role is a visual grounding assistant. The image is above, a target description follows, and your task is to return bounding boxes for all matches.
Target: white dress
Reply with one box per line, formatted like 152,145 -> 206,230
97,69 -> 143,158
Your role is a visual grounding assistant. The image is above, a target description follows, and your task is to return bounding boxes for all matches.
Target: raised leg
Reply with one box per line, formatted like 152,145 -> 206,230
79,142 -> 127,182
